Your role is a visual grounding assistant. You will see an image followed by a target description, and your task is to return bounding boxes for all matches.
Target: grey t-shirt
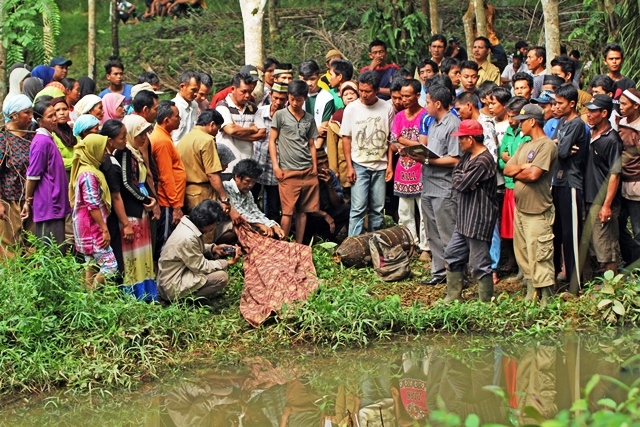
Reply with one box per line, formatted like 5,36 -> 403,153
422,111 -> 461,198
272,108 -> 319,170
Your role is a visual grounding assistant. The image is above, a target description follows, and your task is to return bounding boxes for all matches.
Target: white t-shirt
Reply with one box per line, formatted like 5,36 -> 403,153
340,99 -> 394,170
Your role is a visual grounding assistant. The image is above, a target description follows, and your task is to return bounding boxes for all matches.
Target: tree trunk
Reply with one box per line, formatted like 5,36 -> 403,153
541,0 -> 560,69
239,0 -> 267,67
0,0 -> 6,103
474,0 -> 487,37
111,0 -> 119,57
420,0 -> 428,18
463,0 -> 475,54
88,0 -> 96,81
240,0 -> 267,99
267,0 -> 279,43
429,0 -> 440,34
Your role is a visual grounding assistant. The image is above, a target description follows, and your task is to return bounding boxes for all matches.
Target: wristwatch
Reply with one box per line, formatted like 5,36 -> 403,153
220,199 -> 230,205
424,158 -> 429,165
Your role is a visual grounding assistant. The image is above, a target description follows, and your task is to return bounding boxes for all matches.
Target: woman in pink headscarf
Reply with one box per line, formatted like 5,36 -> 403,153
101,93 -> 126,123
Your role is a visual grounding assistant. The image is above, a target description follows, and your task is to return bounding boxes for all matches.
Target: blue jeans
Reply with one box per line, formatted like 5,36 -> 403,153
348,162 -> 386,236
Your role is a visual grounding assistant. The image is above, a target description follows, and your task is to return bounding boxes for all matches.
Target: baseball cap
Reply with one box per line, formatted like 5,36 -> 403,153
49,56 -> 72,67
449,36 -> 461,44
531,90 -> 555,105
513,104 -> 545,122
451,119 -> 484,137
239,65 -> 259,77
131,82 -> 164,100
339,81 -> 358,96
584,94 -> 613,111
325,49 -> 343,61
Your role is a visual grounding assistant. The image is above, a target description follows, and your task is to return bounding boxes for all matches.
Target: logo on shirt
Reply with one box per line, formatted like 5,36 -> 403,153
527,150 -> 535,162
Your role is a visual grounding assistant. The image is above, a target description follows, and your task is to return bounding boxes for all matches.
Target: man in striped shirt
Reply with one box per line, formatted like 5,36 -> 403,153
442,120 -> 498,302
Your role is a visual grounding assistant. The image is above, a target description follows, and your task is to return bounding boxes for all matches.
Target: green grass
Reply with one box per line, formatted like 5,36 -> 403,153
2,235 -> 639,398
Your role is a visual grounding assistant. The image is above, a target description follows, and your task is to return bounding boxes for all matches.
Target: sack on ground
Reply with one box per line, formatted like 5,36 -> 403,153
369,234 -> 410,282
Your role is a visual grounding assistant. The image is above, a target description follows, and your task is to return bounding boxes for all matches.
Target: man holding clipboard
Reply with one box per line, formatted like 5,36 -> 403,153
407,85 -> 461,286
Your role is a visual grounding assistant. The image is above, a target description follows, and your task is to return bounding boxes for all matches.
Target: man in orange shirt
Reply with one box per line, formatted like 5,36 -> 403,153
151,100 -> 187,259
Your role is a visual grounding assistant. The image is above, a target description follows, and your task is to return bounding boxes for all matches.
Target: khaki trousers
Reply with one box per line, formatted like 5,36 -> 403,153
514,207 -> 556,288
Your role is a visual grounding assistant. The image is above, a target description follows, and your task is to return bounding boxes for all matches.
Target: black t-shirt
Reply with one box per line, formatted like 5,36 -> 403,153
100,155 -> 121,194
585,127 -> 623,205
554,116 -> 588,190
614,77 -> 636,99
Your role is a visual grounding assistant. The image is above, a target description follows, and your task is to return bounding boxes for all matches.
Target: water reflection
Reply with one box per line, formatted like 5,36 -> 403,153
2,334 -> 639,426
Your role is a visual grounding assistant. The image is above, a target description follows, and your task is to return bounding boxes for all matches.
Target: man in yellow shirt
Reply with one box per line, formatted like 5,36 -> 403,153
474,36 -> 501,86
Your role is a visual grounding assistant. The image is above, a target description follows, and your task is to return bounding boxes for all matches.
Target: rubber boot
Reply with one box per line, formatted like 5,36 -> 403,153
443,271 -> 464,303
524,278 -> 536,301
478,275 -> 494,302
540,286 -> 553,307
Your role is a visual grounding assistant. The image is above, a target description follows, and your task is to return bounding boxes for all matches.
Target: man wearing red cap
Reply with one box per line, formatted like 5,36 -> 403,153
442,120 -> 498,302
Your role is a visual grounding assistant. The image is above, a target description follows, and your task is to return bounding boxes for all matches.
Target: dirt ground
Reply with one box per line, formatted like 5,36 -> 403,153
370,256 -> 527,307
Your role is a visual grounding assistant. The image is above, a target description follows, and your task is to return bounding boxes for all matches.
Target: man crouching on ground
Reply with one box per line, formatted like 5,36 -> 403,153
157,199 -> 241,304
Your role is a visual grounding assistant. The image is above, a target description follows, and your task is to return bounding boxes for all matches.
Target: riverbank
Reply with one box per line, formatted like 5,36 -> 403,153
1,238 -> 638,399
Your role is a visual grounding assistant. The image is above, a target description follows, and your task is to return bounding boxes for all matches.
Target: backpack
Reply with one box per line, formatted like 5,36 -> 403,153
369,234 -> 411,282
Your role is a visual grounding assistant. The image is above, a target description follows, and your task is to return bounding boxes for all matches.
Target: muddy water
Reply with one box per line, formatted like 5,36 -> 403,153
2,333 -> 640,426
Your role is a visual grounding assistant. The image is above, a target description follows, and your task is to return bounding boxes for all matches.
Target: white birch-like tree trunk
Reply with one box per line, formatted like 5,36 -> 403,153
541,0 -> 560,69
240,0 -> 267,68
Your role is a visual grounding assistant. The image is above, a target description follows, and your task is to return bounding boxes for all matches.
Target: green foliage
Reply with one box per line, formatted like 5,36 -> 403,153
0,238 -> 215,396
361,0 -> 429,67
0,0 -> 61,65
592,270 -> 640,325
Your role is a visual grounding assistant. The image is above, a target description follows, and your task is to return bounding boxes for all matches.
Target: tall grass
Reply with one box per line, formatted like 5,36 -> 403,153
0,238 -> 215,395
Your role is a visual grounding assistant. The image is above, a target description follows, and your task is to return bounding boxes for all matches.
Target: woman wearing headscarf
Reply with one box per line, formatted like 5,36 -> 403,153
78,76 -> 96,99
115,115 -> 158,300
50,96 -> 77,173
0,95 -> 34,257
45,81 -> 67,94
31,65 -> 54,86
101,93 -> 126,124
21,77 -> 44,101
2,67 -> 31,111
73,115 -> 101,140
73,94 -> 104,123
70,133 -> 118,286
62,78 -> 81,113
21,96 -> 72,250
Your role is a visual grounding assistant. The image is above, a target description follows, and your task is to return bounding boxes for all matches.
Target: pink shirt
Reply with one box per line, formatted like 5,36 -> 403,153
390,109 -> 426,198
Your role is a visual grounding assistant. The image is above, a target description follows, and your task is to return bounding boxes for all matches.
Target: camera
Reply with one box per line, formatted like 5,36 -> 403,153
222,246 -> 237,256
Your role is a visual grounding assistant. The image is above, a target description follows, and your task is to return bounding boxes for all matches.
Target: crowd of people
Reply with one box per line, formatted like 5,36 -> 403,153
113,0 -> 206,23
1,33 -> 639,307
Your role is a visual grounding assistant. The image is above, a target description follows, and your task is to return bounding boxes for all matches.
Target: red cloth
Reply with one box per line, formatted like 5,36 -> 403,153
236,224 -> 319,327
500,188 -> 516,239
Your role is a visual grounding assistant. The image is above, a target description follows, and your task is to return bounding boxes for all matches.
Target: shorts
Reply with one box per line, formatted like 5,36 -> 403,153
588,204 -> 621,263
84,247 -> 119,275
278,167 -> 320,216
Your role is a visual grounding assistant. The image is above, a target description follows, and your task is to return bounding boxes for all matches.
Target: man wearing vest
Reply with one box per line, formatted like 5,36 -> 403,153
215,72 -> 262,178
